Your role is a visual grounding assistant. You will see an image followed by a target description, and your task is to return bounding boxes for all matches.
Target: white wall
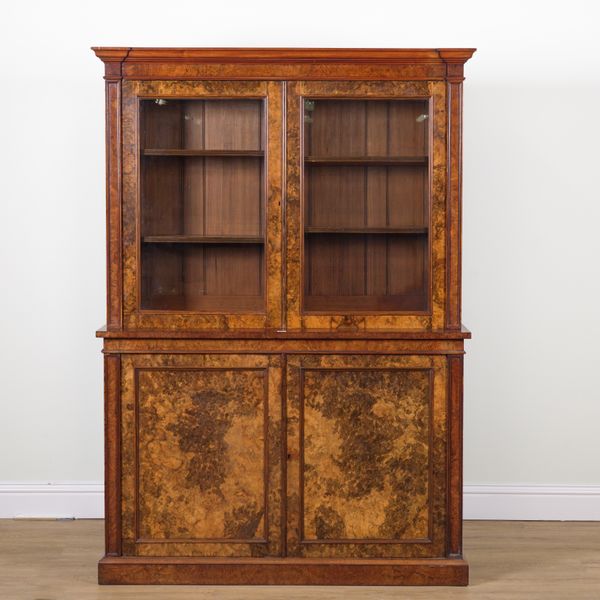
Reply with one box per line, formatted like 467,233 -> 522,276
1,0 -> 599,516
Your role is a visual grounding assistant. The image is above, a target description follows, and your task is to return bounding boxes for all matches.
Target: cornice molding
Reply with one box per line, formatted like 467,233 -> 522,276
92,47 -> 475,65
91,47 -> 475,82
92,47 -> 131,62
92,47 -> 131,80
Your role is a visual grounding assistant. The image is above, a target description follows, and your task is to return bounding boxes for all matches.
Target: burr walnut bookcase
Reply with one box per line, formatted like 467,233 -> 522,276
93,47 -> 475,586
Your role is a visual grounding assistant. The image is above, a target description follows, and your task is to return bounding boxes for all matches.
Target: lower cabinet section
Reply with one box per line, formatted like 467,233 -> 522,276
103,349 -> 466,585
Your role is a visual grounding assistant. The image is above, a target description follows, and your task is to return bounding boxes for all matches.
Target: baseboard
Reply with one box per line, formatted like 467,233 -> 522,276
0,482 -> 598,520
0,482 -> 104,519
464,484 -> 600,520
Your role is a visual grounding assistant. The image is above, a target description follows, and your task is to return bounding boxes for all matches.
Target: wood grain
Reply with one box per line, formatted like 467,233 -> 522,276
101,338 -> 466,354
104,355 -> 121,555
98,556 -> 468,585
96,325 -> 472,339
286,355 -> 447,559
93,47 -> 476,81
105,79 -> 122,329
447,355 -> 464,556
285,80 -> 446,330
94,48 -> 474,586
301,369 -> 431,542
445,81 -> 464,330
121,80 -> 283,329
120,353 -> 282,558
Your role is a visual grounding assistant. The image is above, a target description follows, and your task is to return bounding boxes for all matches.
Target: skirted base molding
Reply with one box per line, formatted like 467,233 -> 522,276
98,555 -> 469,586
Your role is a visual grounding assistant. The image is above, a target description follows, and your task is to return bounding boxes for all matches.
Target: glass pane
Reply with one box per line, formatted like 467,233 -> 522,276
303,99 -> 430,313
139,99 -> 265,312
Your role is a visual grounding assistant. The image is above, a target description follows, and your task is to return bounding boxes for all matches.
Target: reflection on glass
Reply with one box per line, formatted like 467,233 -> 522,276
303,99 -> 430,313
139,99 -> 266,313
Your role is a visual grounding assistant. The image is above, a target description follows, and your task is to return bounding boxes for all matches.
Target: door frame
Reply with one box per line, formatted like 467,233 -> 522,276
120,80 -> 284,330
285,80 -> 448,331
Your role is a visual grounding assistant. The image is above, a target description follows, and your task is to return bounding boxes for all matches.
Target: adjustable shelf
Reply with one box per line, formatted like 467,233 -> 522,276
305,156 -> 428,166
142,235 -> 264,244
143,149 -> 264,157
305,227 -> 428,235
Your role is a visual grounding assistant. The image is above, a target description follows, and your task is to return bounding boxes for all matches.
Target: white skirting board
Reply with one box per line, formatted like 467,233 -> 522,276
463,485 -> 600,521
0,483 -> 104,519
0,483 -> 598,520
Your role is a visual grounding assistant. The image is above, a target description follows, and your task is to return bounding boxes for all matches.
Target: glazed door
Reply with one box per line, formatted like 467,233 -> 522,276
285,81 -> 447,331
121,81 -> 284,330
120,353 -> 283,557
285,354 -> 448,558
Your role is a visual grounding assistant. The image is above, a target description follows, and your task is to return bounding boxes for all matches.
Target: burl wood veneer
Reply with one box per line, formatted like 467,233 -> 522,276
94,47 -> 474,586
120,354 -> 282,558
286,355 -> 447,560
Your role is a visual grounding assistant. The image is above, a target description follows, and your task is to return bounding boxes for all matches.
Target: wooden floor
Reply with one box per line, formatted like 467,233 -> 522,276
0,520 -> 598,599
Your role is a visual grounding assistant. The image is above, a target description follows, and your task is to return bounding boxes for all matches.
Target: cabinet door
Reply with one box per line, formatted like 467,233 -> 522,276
286,81 -> 447,331
286,354 -> 447,558
120,354 -> 283,557
121,81 -> 284,330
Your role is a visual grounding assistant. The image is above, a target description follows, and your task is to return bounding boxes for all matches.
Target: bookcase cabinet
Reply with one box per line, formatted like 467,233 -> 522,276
94,47 -> 474,586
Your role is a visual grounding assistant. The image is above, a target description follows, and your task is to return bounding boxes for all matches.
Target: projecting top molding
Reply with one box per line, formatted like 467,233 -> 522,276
92,47 -> 476,82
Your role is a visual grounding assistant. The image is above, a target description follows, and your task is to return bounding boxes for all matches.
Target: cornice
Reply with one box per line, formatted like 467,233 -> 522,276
93,47 -> 475,63
92,47 -> 131,80
91,47 -> 476,81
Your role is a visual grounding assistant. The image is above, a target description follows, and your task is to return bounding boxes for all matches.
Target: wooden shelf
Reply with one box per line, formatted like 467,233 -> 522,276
143,235 -> 264,244
305,156 -> 427,166
143,149 -> 264,157
305,227 -> 428,235
142,294 -> 264,313
304,293 -> 427,313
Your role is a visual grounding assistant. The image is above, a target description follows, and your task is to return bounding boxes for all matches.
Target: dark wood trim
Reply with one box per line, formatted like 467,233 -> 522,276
445,81 -> 463,329
298,366 -> 306,544
133,368 -> 141,542
93,47 -> 130,81
104,355 -> 121,556
93,47 -> 129,63
93,47 -> 475,81
98,556 -> 468,585
134,537 -> 268,544
104,347 -> 465,357
97,325 -> 471,340
447,355 -> 464,557
280,353 -> 288,556
94,47 -> 475,64
105,79 -> 123,330
280,83 -> 288,331
262,367 -> 271,543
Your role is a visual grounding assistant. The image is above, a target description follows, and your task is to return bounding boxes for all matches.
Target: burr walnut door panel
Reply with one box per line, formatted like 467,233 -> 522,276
120,354 -> 283,557
285,354 -> 447,558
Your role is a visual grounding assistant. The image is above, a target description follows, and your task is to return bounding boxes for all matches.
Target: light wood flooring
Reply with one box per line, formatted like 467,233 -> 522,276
0,520 -> 598,599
